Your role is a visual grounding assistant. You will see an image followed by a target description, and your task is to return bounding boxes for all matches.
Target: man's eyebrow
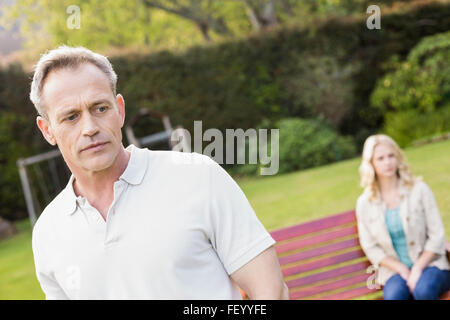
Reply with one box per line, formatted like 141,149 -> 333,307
56,99 -> 113,119
89,99 -> 113,107
56,107 -> 79,120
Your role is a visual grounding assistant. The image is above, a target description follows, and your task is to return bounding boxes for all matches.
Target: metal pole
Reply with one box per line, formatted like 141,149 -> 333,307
17,159 -> 37,226
49,158 -> 62,193
125,125 -> 141,147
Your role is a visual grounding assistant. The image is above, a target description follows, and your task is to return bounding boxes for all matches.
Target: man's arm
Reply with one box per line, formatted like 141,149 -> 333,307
230,246 -> 289,300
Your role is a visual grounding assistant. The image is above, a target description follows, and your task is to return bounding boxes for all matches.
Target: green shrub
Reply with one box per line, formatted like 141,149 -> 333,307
371,31 -> 450,114
371,30 -> 450,146
0,113 -> 32,221
276,118 -> 356,174
276,53 -> 359,126
384,104 -> 450,147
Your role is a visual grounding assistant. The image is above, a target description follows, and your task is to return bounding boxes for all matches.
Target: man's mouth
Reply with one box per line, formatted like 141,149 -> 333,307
81,142 -> 108,152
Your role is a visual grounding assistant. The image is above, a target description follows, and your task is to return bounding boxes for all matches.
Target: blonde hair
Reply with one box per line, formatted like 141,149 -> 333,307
30,45 -> 117,117
359,134 -> 416,202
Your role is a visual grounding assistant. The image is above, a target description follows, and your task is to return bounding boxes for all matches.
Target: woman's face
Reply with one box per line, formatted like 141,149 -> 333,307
371,142 -> 399,179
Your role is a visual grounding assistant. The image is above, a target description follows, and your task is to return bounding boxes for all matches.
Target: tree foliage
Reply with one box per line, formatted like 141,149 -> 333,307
1,0 -> 422,53
371,31 -> 450,146
371,31 -> 450,114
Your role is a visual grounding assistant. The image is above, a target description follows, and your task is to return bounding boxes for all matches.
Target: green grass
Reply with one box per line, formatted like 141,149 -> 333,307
0,219 -> 44,299
239,139 -> 450,234
0,139 -> 449,300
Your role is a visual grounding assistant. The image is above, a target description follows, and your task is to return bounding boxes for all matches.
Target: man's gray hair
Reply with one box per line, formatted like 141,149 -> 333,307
30,45 -> 117,117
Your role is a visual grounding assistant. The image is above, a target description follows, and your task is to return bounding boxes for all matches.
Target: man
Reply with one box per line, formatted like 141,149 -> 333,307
30,46 -> 289,300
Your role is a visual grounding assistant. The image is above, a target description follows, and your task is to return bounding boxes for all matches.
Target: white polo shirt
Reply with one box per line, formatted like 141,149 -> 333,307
32,144 -> 275,299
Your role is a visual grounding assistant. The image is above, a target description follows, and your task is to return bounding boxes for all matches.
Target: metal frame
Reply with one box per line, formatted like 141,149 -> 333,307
17,149 -> 63,226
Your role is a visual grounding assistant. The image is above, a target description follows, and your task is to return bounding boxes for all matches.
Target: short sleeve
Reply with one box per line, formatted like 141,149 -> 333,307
206,159 -> 276,275
32,219 -> 69,300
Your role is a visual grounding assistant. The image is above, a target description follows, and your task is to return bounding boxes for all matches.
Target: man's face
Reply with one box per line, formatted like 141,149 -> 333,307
37,63 -> 125,174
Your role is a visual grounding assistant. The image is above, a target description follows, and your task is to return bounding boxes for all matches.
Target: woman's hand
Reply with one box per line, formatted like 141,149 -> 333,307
407,266 -> 423,292
380,257 -> 411,281
406,251 -> 436,291
398,264 -> 411,281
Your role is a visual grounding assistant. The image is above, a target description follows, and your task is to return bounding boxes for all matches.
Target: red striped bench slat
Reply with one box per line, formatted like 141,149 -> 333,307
276,226 -> 358,254
318,285 -> 379,300
271,210 -> 356,242
290,272 -> 373,300
282,249 -> 366,277
279,238 -> 360,266
286,261 -> 371,289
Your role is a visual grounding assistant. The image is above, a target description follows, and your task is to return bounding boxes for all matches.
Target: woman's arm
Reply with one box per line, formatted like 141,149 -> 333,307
420,182 -> 447,255
413,250 -> 437,271
379,256 -> 411,280
356,197 -> 389,268
406,250 -> 437,291
406,182 -> 443,291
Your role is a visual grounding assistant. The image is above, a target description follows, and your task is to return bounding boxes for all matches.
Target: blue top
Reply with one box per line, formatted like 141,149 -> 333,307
385,207 -> 414,269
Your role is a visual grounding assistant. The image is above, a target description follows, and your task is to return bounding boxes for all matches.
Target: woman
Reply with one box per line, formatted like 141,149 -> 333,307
356,134 -> 450,300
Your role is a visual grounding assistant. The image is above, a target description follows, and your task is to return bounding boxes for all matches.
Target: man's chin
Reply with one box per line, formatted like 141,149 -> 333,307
80,157 -> 116,173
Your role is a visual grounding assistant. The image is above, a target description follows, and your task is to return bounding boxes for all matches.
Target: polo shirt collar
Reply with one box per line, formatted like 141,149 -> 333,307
60,144 -> 148,216
61,174 -> 78,215
119,144 -> 149,186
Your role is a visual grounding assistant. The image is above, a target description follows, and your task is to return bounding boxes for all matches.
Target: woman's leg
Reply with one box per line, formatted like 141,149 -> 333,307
383,274 -> 412,300
413,266 -> 450,300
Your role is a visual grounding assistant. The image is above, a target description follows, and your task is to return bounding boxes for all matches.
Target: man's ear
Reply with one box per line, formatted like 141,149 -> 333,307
36,116 -> 57,146
116,93 -> 126,128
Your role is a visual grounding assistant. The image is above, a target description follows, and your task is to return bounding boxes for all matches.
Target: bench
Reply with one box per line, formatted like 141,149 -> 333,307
267,210 -> 450,300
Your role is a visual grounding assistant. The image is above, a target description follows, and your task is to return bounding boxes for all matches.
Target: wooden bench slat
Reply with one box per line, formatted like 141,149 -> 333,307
290,273 -> 372,300
279,238 -> 360,266
276,226 -> 358,254
282,249 -> 366,277
286,261 -> 371,289
270,210 -> 356,242
318,285 -> 379,300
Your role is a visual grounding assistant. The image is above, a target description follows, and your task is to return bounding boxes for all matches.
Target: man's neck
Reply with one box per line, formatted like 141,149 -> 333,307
72,147 -> 131,202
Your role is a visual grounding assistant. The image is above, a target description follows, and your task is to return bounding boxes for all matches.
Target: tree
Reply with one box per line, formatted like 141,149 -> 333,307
242,0 -> 278,31
1,0 -> 213,52
141,0 -> 233,42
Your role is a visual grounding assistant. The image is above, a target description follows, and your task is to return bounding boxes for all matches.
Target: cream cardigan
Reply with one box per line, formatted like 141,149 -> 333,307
356,180 -> 450,286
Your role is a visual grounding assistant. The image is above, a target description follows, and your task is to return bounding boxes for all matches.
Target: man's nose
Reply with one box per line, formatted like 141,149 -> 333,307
81,114 -> 99,137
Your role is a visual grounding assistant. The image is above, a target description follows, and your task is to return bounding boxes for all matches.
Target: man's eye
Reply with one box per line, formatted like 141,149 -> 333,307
66,114 -> 78,121
97,106 -> 108,112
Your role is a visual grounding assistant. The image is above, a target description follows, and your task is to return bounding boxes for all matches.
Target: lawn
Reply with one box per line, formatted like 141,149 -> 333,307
240,139 -> 450,233
0,139 -> 449,300
0,219 -> 43,299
